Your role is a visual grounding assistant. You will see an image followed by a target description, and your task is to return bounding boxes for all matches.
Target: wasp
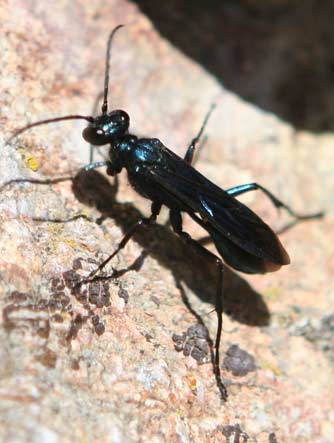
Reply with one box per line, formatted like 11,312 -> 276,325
7,25 -> 322,399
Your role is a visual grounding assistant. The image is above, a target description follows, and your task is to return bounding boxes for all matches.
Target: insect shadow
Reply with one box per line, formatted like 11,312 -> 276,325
73,167 -> 270,328
5,25 -> 323,401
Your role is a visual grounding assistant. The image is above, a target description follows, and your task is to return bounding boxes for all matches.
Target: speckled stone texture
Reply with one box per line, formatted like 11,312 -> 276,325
0,1 -> 333,442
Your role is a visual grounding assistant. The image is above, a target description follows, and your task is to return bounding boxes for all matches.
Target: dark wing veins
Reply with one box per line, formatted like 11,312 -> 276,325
147,146 -> 287,265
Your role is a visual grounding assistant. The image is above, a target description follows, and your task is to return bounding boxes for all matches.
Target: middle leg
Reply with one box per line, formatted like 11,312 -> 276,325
86,201 -> 162,280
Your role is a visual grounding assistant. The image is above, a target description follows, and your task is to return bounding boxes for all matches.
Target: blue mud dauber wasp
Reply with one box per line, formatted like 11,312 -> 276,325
7,25 -> 323,400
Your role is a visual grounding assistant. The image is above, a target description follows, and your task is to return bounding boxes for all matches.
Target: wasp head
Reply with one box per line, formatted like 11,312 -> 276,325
82,110 -> 129,145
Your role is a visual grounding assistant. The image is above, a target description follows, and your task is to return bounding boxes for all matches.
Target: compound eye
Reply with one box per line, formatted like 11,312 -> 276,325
82,126 -> 107,145
119,111 -> 130,125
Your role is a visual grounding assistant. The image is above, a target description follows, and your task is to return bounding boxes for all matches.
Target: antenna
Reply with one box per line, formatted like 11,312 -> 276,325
101,24 -> 124,115
6,115 -> 94,146
6,25 -> 125,146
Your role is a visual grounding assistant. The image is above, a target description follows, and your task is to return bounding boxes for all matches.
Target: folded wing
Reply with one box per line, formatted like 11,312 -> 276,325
147,146 -> 290,273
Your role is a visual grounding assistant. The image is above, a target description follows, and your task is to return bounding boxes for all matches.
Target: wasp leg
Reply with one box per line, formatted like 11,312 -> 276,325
84,161 -> 110,171
227,182 -> 324,220
184,104 -> 216,165
87,201 -> 161,280
170,209 -> 227,401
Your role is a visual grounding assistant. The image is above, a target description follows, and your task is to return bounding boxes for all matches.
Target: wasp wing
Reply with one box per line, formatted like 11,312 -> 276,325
146,145 -> 290,273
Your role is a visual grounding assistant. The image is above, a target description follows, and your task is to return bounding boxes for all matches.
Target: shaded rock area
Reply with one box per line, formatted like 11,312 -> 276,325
0,1 -> 333,442
134,0 -> 334,132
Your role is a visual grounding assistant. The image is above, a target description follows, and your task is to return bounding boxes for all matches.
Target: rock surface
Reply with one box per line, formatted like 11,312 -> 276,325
0,1 -> 333,442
